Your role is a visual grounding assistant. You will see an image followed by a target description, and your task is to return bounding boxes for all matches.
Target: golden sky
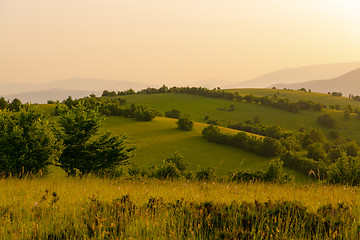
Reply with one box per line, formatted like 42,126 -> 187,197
1,0 -> 359,85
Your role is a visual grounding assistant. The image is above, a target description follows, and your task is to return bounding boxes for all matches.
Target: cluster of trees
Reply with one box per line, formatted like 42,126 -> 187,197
101,86 -> 325,113
202,119 -> 360,183
202,125 -> 283,157
228,120 -> 292,139
59,96 -> 161,121
0,97 -> 22,112
0,103 -> 135,177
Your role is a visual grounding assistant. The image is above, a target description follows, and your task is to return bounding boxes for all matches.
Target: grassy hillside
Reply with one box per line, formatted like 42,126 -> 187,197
103,116 -> 272,177
225,88 -> 360,109
120,93 -> 360,142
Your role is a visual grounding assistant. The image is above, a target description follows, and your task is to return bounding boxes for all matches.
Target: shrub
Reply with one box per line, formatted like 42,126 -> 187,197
164,152 -> 188,171
207,119 -> 220,125
328,156 -> 360,185
307,143 -> 326,161
261,137 -> 283,157
0,106 -> 63,176
264,158 -> 290,182
176,117 -> 193,131
134,107 -> 156,121
165,109 -> 181,119
317,114 -> 336,128
154,162 -> 181,180
195,167 -> 216,181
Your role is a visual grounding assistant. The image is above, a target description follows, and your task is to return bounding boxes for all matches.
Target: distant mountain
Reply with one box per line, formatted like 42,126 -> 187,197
3,88 -> 102,104
271,68 -> 360,96
0,78 -> 149,95
224,62 -> 360,88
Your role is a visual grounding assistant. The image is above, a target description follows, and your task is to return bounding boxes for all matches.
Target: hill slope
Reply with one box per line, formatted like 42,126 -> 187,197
225,62 -> 360,88
103,116 -> 272,176
272,68 -> 360,96
120,92 -> 360,142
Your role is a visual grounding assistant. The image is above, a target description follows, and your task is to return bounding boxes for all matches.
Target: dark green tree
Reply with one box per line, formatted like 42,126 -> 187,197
0,97 -> 9,110
307,143 -> 326,161
317,114 -> 336,128
58,103 -> 134,176
0,106 -> 63,176
176,117 -> 193,131
8,98 -> 22,112
261,137 -> 283,157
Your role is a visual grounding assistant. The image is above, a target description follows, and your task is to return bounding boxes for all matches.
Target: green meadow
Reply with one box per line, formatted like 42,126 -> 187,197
100,116 -> 306,181
120,92 -> 360,142
3,89 -> 360,239
226,88 -> 360,109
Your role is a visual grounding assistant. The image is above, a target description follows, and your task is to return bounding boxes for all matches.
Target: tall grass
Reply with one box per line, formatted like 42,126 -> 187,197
1,177 -> 359,239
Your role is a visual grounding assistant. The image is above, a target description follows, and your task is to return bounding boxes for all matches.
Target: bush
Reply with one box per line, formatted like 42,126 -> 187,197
164,152 -> 188,171
195,167 -> 216,181
261,137 -> 283,157
0,106 -> 63,176
328,156 -> 360,185
176,117 -> 193,131
307,143 -> 326,161
264,158 -> 289,182
134,107 -> 156,121
165,109 -> 181,119
154,162 -> 181,179
317,114 -> 336,128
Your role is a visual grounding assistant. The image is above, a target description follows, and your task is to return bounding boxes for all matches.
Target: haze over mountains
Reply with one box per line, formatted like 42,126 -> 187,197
225,62 -> 360,89
2,61 -> 360,103
272,68 -> 360,96
0,78 -> 150,103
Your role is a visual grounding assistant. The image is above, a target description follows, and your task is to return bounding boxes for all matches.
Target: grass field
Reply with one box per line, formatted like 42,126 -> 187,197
225,88 -> 360,109
120,93 -> 360,142
0,177 -> 358,239
102,116 -> 290,178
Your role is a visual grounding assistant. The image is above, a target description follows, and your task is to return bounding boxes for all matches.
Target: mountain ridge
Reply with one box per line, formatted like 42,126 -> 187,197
271,68 -> 360,96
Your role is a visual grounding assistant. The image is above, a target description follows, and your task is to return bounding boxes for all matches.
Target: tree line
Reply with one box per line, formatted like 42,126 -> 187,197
102,86 -> 324,113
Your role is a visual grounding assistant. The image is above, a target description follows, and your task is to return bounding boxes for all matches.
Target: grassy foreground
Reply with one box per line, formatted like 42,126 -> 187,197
1,177 -> 359,239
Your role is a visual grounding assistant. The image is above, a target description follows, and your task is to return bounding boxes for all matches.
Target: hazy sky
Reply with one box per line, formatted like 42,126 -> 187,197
1,0 -> 359,85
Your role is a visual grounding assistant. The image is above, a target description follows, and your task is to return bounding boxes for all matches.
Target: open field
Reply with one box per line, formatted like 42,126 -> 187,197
102,116 -> 279,177
0,177 -> 358,239
120,93 -> 360,142
225,88 -> 360,109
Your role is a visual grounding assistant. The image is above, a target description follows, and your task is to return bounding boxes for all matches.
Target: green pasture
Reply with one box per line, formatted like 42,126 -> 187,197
103,116 -> 270,176
225,88 -> 360,109
121,93 -> 360,142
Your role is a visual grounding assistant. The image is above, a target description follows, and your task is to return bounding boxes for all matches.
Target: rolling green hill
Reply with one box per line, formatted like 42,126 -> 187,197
120,92 -> 360,142
225,88 -> 360,109
103,116 -> 268,175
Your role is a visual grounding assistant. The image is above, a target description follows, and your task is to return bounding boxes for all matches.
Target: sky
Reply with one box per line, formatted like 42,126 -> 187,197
1,0 -> 360,85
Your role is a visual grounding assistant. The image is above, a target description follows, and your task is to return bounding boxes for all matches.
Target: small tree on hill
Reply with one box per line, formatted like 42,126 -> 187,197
165,109 -> 181,119
317,114 -> 336,129
176,116 -> 193,131
58,103 -> 134,176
